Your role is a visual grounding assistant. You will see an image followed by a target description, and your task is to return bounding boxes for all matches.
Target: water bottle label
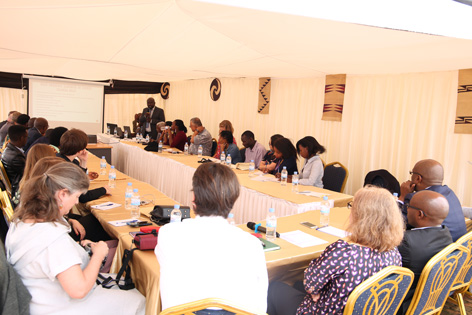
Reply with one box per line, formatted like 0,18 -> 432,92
281,174 -> 287,179
125,192 -> 133,198
100,162 -> 106,168
109,174 -> 116,179
320,206 -> 330,214
131,198 -> 140,206
249,166 -> 255,171
267,222 -> 277,228
292,179 -> 298,184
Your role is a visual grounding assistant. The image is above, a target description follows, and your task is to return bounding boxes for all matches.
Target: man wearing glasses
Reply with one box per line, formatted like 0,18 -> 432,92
398,159 -> 466,241
397,190 -> 452,314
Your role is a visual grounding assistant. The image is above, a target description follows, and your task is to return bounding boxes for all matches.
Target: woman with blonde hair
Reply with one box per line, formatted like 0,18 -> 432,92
19,144 -> 56,191
213,120 -> 237,159
267,186 -> 404,315
6,162 -> 145,314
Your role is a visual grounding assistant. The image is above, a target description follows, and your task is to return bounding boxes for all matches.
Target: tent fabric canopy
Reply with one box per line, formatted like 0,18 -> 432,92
1,0 -> 472,82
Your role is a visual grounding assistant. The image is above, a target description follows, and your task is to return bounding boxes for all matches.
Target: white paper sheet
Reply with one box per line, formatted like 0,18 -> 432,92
298,191 -> 329,198
91,202 -> 122,210
317,226 -> 349,238
108,219 -> 138,227
280,230 -> 328,248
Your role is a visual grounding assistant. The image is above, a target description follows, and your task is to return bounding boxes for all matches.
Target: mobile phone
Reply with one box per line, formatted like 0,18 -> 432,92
127,221 -> 152,227
300,221 -> 318,229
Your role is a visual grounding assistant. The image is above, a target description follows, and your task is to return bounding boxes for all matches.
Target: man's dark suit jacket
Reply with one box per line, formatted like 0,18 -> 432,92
403,185 -> 467,242
139,106 -> 165,140
23,127 -> 42,152
1,143 -> 25,195
397,226 -> 452,314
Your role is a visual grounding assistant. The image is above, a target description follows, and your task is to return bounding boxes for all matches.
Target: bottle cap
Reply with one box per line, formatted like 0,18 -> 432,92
393,192 -> 398,197
294,171 -> 298,175
228,213 -> 234,218
269,208 -> 275,213
127,182 -> 132,186
323,195 -> 328,201
227,154 -> 230,156
101,156 -> 105,159
133,189 -> 138,193
283,166 -> 286,169
174,204 -> 180,209
111,165 -> 115,169
251,160 -> 254,163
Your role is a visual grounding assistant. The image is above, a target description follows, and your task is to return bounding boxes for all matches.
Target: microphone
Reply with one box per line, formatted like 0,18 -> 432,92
247,222 -> 280,238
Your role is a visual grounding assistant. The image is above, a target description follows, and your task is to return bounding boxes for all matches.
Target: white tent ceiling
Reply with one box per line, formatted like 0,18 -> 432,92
1,0 -> 472,82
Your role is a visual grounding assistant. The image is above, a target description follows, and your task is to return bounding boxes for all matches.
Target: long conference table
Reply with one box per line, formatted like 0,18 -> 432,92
106,138 -> 352,224
84,143 -> 353,314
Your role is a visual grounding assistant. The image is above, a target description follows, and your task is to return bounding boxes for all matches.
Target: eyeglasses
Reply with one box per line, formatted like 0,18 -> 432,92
409,171 -> 423,178
347,201 -> 353,209
405,203 -> 427,217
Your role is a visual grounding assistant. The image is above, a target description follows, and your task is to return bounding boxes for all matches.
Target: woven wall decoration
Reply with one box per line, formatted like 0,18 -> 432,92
210,78 -> 221,101
455,69 -> 472,134
160,82 -> 170,99
322,74 -> 346,122
258,77 -> 271,114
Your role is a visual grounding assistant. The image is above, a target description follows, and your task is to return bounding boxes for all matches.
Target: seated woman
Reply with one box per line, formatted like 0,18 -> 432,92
296,136 -> 326,188
266,138 -> 298,175
158,119 -> 188,151
12,144 -> 56,207
155,163 -> 268,313
259,134 -> 283,172
57,128 -> 110,203
213,120 -> 237,159
6,162 -> 145,314
47,126 -> 68,153
217,130 -> 242,164
267,186 -> 404,315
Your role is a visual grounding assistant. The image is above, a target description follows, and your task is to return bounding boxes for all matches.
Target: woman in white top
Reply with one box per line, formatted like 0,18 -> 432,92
6,162 -> 145,315
296,136 -> 326,188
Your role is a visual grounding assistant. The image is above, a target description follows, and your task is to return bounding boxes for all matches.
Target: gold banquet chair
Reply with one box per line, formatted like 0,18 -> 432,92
160,298 -> 267,315
405,243 -> 468,315
447,231 -> 472,315
343,266 -> 414,315
0,190 -> 14,223
0,161 -> 11,196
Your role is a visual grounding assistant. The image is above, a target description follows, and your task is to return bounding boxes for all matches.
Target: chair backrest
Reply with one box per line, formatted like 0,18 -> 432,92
239,147 -> 246,162
322,162 -> 348,193
405,243 -> 468,315
160,298 -> 266,315
450,231 -> 472,293
363,169 -> 400,195
211,138 -> 217,157
0,191 -> 13,223
343,266 -> 414,315
0,160 -> 11,196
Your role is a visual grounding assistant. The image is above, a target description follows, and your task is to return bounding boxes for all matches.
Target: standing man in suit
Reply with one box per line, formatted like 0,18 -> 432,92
139,97 -> 165,140
1,125 -> 27,195
399,159 -> 466,242
397,190 -> 452,314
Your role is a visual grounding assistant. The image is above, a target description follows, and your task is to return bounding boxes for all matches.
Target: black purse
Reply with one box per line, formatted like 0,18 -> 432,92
150,205 -> 191,225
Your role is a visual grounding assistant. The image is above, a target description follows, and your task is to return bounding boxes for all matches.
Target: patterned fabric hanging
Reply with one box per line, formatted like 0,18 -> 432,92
160,82 -> 170,99
455,69 -> 472,134
210,78 -> 221,101
322,74 -> 346,122
258,77 -> 271,114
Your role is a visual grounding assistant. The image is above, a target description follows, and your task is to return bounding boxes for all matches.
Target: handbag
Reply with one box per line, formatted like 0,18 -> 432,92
150,205 -> 191,225
97,248 -> 137,290
133,230 -> 158,250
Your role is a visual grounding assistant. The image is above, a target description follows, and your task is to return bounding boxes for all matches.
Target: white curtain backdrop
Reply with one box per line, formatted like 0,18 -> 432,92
0,87 -> 27,119
1,71 -> 471,206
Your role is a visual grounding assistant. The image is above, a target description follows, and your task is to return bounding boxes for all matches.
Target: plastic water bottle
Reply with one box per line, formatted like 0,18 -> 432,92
197,145 -> 203,158
320,195 -> 331,227
145,134 -> 150,143
136,131 -> 141,141
248,160 -> 255,177
158,140 -> 163,153
170,204 -> 182,223
99,156 -> 107,175
124,129 -> 128,139
226,154 -> 231,166
184,142 -> 189,155
107,126 -> 110,135
292,171 -> 299,193
220,151 -> 226,164
125,182 -> 133,210
227,213 -> 235,226
114,128 -> 118,137
266,208 -> 277,241
280,166 -> 288,186
130,189 -> 140,220
108,166 -> 116,188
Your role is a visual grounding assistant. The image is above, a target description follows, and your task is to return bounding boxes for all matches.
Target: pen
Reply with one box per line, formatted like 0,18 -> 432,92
101,203 -> 114,207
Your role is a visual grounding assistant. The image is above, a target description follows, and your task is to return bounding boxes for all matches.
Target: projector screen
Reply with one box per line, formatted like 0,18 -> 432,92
28,76 -> 106,134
